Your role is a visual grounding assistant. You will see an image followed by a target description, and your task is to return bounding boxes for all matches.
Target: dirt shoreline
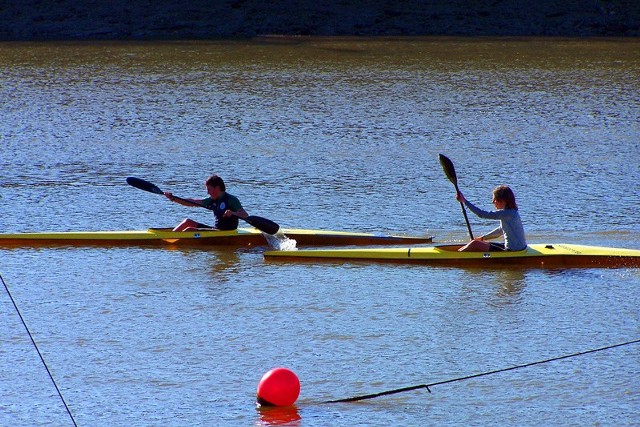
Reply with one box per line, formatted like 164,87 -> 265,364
2,0 -> 639,40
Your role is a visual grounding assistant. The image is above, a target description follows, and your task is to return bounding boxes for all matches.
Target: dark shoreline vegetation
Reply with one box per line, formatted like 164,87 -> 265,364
1,0 -> 639,41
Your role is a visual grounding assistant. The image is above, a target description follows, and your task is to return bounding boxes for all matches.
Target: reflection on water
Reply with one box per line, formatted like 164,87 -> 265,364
255,405 -> 301,426
492,270 -> 526,304
206,249 -> 242,283
459,268 -> 527,306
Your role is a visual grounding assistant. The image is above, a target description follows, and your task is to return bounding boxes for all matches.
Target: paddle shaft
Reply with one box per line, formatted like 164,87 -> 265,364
454,183 -> 474,240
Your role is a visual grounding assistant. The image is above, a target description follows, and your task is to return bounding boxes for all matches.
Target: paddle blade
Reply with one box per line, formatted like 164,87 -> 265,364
438,155 -> 474,239
127,177 -> 164,195
438,154 -> 458,186
243,215 -> 280,235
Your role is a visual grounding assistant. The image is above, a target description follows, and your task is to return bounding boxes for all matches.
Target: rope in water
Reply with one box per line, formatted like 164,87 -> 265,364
325,338 -> 640,403
1,274 -> 78,427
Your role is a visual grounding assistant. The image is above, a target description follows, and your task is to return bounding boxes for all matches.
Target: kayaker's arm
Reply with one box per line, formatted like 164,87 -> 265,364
481,227 -> 503,241
164,192 -> 203,207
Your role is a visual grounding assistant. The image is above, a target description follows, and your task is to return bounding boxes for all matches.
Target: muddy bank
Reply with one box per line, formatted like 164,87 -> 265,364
1,0 -> 639,40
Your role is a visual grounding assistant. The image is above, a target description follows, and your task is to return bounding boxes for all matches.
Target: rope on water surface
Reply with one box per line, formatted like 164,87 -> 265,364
1,274 -> 78,427
325,338 -> 640,403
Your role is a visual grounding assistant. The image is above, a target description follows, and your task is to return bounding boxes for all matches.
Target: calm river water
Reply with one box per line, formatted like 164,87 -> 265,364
1,38 -> 639,426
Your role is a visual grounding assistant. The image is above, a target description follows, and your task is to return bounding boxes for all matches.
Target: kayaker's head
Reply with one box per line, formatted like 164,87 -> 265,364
205,175 -> 226,199
492,185 -> 518,210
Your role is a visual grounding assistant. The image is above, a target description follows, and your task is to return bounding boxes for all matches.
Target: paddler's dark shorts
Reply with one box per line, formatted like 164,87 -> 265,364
488,242 -> 506,251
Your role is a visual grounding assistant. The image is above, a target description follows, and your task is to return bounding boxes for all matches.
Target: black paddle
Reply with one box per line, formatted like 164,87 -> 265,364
126,177 -> 280,235
438,154 -> 474,240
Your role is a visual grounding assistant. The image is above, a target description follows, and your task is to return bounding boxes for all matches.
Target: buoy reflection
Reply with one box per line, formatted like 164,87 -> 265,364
256,404 -> 301,426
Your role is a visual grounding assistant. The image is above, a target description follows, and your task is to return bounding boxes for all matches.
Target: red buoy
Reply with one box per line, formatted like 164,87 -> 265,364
256,367 -> 300,406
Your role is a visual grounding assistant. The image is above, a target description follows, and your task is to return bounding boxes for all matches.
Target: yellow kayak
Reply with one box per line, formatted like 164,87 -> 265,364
264,243 -> 640,268
0,227 -> 433,248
